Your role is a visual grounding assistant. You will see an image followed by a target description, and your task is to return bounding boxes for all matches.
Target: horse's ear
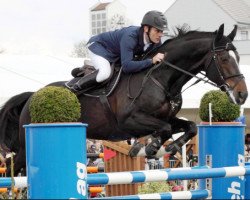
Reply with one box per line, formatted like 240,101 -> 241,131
227,25 -> 237,41
215,24 -> 224,42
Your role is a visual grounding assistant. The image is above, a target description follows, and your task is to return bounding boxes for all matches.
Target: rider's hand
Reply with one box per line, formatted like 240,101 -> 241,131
152,53 -> 165,64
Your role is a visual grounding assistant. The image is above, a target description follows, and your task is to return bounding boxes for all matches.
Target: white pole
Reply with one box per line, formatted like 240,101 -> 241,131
209,103 -> 212,125
182,144 -> 188,190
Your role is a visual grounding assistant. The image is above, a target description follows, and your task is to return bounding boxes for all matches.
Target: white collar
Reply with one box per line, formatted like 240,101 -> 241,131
143,32 -> 152,51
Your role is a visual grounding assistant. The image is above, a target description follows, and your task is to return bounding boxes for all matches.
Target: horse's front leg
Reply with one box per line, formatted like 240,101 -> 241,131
163,117 -> 197,156
122,111 -> 172,157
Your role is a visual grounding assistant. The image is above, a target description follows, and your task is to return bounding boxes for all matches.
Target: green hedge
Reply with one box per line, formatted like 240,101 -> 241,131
138,182 -> 171,194
29,86 -> 81,123
199,90 -> 240,122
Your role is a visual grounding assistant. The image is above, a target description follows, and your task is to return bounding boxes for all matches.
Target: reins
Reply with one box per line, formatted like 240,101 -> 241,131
127,51 -> 215,104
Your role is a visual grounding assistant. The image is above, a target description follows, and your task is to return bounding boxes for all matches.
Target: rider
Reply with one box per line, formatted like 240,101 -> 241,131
67,10 -> 167,92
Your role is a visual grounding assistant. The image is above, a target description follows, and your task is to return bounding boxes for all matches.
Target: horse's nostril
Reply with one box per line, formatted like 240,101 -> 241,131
237,91 -> 248,105
240,91 -> 248,100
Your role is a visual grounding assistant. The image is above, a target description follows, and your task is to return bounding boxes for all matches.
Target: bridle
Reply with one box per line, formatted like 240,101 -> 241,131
204,40 -> 244,92
160,38 -> 245,94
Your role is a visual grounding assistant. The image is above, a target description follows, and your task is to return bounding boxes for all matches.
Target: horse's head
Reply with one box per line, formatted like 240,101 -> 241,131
205,24 -> 248,105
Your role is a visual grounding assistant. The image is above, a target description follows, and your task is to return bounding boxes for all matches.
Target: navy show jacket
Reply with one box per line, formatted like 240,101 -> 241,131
88,26 -> 161,73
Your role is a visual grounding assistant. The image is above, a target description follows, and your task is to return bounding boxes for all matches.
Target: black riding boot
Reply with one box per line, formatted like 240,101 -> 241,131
70,70 -> 99,92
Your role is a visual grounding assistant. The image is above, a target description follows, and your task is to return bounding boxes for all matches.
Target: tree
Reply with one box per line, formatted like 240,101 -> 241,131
71,40 -> 88,58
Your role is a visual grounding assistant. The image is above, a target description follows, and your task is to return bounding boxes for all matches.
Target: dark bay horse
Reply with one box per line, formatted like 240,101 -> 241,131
0,24 -> 248,175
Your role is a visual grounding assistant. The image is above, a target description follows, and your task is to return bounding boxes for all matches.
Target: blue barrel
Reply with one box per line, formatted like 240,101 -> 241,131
198,123 -> 245,199
24,123 -> 88,199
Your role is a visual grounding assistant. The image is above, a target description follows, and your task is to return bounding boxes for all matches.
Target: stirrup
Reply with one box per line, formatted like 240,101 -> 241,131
64,82 -> 71,89
64,81 -> 79,92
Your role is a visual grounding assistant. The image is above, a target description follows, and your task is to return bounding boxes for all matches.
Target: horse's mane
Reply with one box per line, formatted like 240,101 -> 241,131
167,25 -> 216,44
149,24 -> 216,56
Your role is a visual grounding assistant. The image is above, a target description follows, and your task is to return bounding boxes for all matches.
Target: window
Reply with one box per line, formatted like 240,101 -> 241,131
241,31 -> 248,40
91,11 -> 108,36
97,28 -> 101,34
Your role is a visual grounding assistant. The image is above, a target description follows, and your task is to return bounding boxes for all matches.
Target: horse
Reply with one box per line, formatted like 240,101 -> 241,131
0,24 -> 248,175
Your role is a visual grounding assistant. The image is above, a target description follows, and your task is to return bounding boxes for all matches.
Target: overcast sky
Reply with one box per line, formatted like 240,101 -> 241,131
0,0 -> 175,56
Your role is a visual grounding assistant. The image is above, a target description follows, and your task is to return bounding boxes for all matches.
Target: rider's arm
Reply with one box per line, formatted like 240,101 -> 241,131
120,34 -> 152,74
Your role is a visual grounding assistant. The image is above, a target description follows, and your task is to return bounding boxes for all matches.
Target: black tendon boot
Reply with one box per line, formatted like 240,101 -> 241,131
70,70 -> 99,92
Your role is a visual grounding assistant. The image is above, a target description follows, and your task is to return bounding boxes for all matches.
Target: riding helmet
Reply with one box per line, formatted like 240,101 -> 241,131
141,10 -> 168,31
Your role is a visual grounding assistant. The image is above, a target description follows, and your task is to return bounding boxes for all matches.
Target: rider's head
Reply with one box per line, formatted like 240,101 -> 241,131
141,10 -> 168,44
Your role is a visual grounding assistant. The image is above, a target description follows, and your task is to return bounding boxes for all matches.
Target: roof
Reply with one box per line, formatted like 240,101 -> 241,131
91,3 -> 110,11
213,0 -> 250,24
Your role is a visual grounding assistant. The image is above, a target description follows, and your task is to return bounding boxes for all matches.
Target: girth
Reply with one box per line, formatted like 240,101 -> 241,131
99,95 -> 119,132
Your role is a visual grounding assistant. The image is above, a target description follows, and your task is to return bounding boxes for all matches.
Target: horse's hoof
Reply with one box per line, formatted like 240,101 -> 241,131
145,138 -> 161,156
165,143 -> 181,155
128,143 -> 144,157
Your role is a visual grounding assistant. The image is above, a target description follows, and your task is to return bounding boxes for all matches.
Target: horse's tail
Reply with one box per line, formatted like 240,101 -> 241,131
0,92 -> 33,154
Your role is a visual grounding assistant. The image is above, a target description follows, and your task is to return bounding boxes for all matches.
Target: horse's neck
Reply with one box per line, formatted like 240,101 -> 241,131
153,65 -> 194,96
169,72 -> 194,95
152,52 -> 208,96
146,36 -> 213,96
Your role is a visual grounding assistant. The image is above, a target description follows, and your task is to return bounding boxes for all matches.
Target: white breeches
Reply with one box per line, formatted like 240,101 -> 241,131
88,50 -> 112,82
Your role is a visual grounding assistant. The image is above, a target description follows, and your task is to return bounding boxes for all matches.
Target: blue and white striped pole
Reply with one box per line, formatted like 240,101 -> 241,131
99,189 -> 210,199
0,177 -> 27,188
2,165 -> 250,188
198,123 -> 245,199
87,165 -> 250,185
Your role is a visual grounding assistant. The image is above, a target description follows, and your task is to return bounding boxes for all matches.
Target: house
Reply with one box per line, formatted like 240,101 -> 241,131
164,0 -> 250,65
89,0 -> 126,36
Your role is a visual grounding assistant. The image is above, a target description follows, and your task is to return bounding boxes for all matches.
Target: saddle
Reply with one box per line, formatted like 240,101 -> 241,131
66,59 -> 122,97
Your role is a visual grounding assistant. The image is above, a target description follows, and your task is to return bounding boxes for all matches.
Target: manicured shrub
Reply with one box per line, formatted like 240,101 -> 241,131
29,86 -> 81,123
199,90 -> 240,122
138,181 -> 171,194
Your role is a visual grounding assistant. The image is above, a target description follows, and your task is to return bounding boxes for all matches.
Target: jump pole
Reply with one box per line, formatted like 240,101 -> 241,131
198,122 -> 245,199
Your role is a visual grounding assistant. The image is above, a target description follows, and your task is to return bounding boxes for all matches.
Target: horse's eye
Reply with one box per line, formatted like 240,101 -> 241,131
221,57 -> 228,62
220,53 -> 229,62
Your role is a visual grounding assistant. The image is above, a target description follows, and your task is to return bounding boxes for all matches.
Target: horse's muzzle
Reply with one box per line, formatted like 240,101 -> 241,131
236,91 -> 248,105
228,90 -> 248,105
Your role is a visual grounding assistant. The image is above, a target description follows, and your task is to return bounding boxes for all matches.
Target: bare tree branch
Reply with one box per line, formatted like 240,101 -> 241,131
71,40 -> 88,58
